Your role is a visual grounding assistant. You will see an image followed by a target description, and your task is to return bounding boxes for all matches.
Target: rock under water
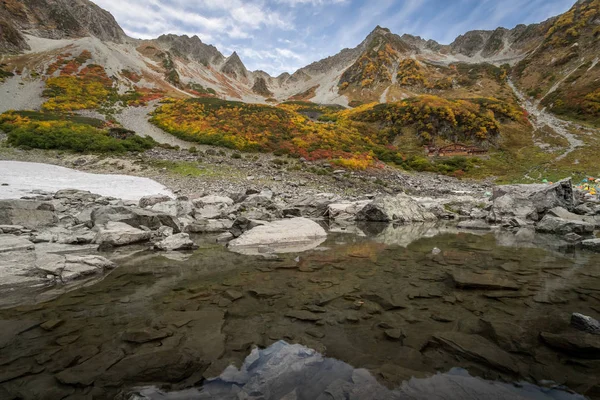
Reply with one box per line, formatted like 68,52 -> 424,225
130,341 -> 586,400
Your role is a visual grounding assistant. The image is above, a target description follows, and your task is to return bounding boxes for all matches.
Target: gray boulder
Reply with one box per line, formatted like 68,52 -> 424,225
54,189 -> 101,203
94,221 -> 152,247
356,193 -> 436,223
0,235 -> 35,253
0,199 -> 57,229
151,200 -> 194,218
547,207 -> 600,228
0,225 -> 26,234
457,220 -> 493,230
535,215 -> 595,235
139,195 -> 172,209
91,206 -> 180,233
229,217 -> 266,238
31,225 -> 96,244
582,238 -> 600,252
488,179 -> 573,222
0,242 -> 111,306
292,193 -> 340,218
185,219 -> 233,233
154,233 -> 198,251
192,195 -> 234,207
40,254 -> 117,282
571,313 -> 600,335
326,201 -> 370,221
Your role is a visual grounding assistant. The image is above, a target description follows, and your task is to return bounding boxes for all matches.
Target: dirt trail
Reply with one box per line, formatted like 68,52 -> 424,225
507,79 -> 584,161
379,61 -> 399,103
115,103 -> 194,149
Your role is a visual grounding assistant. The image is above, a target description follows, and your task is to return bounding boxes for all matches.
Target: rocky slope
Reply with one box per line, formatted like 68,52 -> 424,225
0,0 -> 595,109
0,0 -> 125,52
513,0 -> 600,126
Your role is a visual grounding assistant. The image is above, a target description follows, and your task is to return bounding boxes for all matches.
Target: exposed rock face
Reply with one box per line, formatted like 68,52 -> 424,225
40,254 -> 116,282
91,206 -> 180,233
0,239 -> 112,304
292,193 -> 340,218
185,218 -> 233,234
221,52 -> 248,80
327,201 -> 370,221
0,0 -> 126,51
571,313 -> 600,335
0,200 -> 57,229
582,238 -> 600,252
535,215 -> 595,235
488,179 -> 574,222
0,235 -> 35,253
156,34 -> 225,66
0,17 -> 28,53
138,195 -> 172,209
94,221 -> 152,247
252,77 -> 273,97
229,217 -> 264,238
228,217 -> 327,255
154,233 -> 197,251
356,194 -> 436,223
151,200 -> 194,218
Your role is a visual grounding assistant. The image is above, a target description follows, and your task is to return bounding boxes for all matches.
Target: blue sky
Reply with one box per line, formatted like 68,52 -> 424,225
93,0 -> 576,76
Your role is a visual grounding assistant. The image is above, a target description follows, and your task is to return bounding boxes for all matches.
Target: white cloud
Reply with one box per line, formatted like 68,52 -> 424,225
93,0 -> 575,75
276,0 -> 348,5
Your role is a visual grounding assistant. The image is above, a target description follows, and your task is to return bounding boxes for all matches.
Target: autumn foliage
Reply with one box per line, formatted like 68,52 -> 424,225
150,96 -> 522,169
349,96 -> 521,143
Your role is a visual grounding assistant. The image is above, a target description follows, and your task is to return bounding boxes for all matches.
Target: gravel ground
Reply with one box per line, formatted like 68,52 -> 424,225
0,76 -> 45,114
0,139 -> 494,201
115,103 -> 195,150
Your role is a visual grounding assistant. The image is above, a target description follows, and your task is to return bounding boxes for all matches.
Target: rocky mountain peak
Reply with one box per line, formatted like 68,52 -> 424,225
221,51 -> 249,79
156,34 -> 224,66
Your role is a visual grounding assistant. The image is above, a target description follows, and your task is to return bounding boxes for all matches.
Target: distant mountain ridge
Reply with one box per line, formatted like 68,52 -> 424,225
0,0 -> 598,125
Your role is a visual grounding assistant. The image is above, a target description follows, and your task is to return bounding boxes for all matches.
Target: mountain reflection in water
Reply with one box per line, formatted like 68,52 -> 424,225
131,341 -> 585,400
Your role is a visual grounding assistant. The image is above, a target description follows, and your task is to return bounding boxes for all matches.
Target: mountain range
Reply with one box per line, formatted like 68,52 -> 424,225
0,0 -> 597,118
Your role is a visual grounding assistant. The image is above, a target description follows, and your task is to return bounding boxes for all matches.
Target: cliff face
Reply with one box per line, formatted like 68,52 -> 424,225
0,0 -> 126,52
156,34 -> 225,66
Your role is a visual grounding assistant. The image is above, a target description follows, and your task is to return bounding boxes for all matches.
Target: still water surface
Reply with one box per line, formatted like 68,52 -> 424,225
0,224 -> 598,399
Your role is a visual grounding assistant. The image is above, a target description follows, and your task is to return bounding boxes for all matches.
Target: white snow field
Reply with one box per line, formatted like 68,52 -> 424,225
0,161 -> 173,201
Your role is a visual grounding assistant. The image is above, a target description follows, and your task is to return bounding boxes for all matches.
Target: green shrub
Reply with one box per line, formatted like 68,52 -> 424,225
0,111 -> 155,153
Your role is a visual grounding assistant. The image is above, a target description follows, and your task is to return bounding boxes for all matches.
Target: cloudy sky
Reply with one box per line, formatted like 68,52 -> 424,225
93,0 -> 575,76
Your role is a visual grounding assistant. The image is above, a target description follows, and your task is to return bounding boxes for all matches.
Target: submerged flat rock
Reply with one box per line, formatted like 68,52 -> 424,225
452,270 -> 519,291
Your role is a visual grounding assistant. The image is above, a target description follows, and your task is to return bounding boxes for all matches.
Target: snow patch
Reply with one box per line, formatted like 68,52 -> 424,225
0,161 -> 173,201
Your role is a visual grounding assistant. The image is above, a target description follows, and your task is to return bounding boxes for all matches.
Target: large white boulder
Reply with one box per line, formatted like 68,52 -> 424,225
228,217 -> 327,255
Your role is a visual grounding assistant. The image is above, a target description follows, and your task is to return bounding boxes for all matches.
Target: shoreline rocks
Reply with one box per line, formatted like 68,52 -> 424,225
356,193 -> 436,223
228,217 -> 327,255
